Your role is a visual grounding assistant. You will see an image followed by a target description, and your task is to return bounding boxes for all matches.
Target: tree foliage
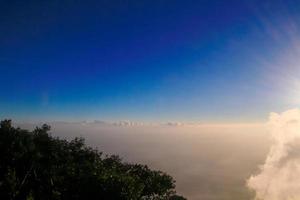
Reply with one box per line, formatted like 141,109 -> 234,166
0,120 -> 186,200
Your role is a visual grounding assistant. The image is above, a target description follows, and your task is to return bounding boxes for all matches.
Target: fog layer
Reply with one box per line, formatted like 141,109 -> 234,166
20,122 -> 270,200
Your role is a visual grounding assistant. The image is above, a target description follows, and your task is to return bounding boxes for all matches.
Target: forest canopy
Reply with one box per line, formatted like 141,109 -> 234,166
0,120 -> 186,200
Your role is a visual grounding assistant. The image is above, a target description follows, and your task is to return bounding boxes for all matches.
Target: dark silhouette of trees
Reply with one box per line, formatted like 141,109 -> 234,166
0,120 -> 186,200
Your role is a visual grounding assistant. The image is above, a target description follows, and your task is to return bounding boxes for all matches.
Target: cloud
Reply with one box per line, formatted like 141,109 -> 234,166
14,118 -> 268,200
247,109 -> 300,200
164,122 -> 185,126
48,120 -> 146,127
111,120 -> 145,127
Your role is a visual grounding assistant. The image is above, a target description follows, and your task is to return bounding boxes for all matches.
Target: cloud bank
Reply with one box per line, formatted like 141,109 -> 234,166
248,109 -> 300,200
16,120 -> 268,200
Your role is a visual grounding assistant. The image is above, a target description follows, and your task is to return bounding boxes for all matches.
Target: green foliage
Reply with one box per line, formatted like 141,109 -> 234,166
0,120 -> 186,200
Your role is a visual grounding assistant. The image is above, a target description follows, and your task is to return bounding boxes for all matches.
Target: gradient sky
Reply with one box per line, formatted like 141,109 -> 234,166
1,0 -> 300,122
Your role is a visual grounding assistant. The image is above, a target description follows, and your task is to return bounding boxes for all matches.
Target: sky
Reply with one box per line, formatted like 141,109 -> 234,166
1,0 -> 300,122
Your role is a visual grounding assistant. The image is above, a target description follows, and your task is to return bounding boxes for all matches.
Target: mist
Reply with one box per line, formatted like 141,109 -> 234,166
19,122 -> 270,200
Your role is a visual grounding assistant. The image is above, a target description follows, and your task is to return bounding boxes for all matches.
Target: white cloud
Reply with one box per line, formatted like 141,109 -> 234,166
247,109 -> 300,200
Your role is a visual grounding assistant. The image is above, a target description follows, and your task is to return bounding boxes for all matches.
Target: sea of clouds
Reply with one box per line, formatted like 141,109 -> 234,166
18,120 -> 270,200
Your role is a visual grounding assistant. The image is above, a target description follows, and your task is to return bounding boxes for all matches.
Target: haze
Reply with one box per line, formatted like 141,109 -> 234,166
19,122 -> 270,199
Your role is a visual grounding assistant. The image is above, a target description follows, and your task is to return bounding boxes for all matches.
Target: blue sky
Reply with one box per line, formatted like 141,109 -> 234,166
1,0 -> 300,122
